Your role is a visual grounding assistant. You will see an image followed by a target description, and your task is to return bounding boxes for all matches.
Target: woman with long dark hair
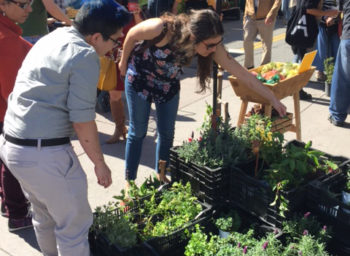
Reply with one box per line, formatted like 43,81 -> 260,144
119,9 -> 287,188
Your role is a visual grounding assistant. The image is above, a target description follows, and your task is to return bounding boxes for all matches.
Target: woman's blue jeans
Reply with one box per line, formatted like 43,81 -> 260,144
329,39 -> 350,122
124,81 -> 179,180
313,25 -> 340,72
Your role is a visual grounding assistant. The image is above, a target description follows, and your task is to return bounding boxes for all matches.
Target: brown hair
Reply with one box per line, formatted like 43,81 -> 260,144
161,9 -> 224,92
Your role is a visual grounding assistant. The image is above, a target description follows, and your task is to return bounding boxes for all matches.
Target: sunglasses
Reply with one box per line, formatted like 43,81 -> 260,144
108,36 -> 121,47
202,37 -> 223,50
8,0 -> 32,9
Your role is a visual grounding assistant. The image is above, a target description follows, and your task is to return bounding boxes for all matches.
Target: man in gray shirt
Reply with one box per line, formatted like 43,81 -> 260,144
0,0 -> 131,254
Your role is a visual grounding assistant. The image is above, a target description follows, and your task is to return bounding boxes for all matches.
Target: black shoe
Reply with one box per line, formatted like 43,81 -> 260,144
299,90 -> 312,100
8,216 -> 33,232
328,115 -> 344,127
1,203 -> 7,217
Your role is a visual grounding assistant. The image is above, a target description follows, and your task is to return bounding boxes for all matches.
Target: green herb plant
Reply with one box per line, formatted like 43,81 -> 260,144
345,171 -> 350,193
91,202 -> 138,249
215,210 -> 241,232
324,57 -> 334,84
114,174 -> 160,209
140,182 -> 203,240
264,141 -> 328,217
177,104 -> 253,169
234,114 -> 284,176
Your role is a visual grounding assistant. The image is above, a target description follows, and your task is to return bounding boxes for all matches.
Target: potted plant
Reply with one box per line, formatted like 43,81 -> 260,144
323,57 -> 334,97
342,171 -> 350,213
215,210 -> 241,238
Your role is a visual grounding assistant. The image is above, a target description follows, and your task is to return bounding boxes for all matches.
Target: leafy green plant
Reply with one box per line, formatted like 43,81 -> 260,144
114,174 -> 160,209
282,212 -> 332,245
324,57 -> 334,84
91,202 -> 138,248
140,182 -> 203,240
177,104 -> 253,169
264,141 -> 329,216
215,210 -> 241,232
346,171 -> 350,193
185,222 -> 330,256
234,114 -> 285,176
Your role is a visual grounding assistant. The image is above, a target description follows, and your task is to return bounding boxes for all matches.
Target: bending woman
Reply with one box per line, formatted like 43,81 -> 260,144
119,9 -> 286,187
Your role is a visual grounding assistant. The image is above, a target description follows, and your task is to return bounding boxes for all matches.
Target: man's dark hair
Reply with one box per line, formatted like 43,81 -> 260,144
74,0 -> 132,40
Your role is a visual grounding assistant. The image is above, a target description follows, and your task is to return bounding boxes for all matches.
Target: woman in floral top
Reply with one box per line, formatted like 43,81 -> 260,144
119,9 -> 287,187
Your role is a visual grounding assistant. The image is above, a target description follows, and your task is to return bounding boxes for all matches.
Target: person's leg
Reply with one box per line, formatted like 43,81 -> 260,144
329,39 -> 350,124
124,80 -> 151,181
243,16 -> 258,68
314,25 -> 328,75
257,19 -> 275,66
2,143 -> 93,256
281,0 -> 290,21
2,163 -> 30,219
330,32 -> 340,61
154,93 -> 179,176
107,90 -> 127,144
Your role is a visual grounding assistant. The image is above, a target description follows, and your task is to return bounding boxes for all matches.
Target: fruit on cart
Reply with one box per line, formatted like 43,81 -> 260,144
251,62 -> 300,85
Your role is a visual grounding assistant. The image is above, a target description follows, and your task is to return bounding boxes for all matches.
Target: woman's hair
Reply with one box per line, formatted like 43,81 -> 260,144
190,9 -> 224,92
161,9 -> 223,92
74,0 -> 132,40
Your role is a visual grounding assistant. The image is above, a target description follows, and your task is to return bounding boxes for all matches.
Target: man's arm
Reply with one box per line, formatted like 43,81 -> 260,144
266,0 -> 282,24
73,121 -> 112,188
42,0 -> 72,25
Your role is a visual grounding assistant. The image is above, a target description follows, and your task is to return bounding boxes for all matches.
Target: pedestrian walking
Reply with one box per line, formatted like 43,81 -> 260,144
243,0 -> 282,69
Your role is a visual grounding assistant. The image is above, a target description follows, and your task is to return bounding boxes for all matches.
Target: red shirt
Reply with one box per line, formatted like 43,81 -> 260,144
0,15 -> 32,122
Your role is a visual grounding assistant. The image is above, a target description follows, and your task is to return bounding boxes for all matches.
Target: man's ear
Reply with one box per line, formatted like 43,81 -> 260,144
89,32 -> 103,45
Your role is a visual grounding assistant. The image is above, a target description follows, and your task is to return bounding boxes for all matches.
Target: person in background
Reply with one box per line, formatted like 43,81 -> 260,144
281,0 -> 290,23
243,0 -> 281,70
0,0 -> 33,232
20,0 -> 72,44
0,0 -> 131,254
290,0 -> 339,100
107,0 -> 143,144
147,0 -> 179,17
313,0 -> 341,82
118,9 -> 286,190
329,0 -> 350,127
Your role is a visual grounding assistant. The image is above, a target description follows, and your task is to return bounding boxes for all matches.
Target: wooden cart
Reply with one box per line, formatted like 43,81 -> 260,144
228,66 -> 315,140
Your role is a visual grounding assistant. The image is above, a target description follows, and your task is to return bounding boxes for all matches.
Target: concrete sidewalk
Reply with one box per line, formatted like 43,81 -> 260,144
1,18 -> 349,256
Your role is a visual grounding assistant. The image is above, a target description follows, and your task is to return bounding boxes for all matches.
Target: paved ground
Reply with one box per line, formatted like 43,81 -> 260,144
1,17 -> 349,256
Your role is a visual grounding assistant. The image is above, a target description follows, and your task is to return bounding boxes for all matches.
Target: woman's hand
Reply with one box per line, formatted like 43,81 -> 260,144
271,98 -> 287,117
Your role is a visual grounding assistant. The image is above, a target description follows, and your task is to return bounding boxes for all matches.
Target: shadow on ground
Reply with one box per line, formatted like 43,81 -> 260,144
15,228 -> 40,253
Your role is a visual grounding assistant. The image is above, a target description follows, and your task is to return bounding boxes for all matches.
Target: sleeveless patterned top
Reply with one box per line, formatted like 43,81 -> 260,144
126,41 -> 183,104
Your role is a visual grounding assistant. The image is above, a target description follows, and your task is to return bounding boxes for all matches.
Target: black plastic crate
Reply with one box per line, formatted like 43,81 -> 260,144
169,147 -> 231,205
89,187 -> 213,256
228,140 -> 350,228
211,203 -> 283,238
89,230 -> 156,256
306,165 -> 350,254
229,167 -> 306,228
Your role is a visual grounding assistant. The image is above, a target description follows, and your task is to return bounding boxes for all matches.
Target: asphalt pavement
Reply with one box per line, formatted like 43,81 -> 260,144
0,17 -> 349,256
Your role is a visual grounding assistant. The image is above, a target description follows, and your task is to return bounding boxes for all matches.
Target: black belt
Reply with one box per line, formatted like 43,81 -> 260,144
4,134 -> 70,147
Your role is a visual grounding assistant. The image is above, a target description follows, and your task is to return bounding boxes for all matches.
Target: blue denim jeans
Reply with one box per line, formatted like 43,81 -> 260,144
124,80 -> 179,180
329,39 -> 350,122
313,25 -> 340,72
281,0 -> 291,21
